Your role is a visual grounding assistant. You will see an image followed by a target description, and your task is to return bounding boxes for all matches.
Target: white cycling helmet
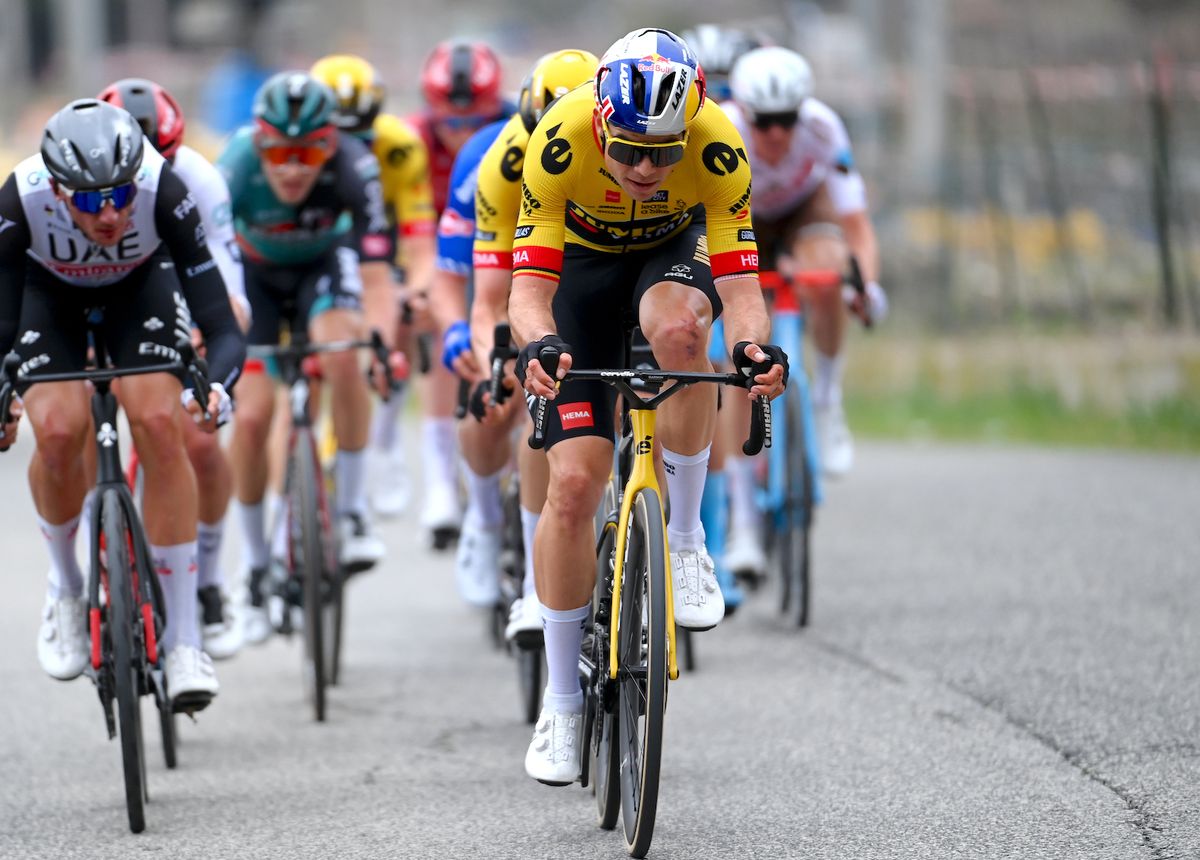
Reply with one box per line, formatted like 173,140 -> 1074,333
681,24 -> 762,79
730,46 -> 814,115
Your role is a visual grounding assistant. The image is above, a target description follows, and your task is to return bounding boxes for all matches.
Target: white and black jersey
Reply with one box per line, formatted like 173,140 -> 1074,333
170,144 -> 249,323
0,146 -> 245,389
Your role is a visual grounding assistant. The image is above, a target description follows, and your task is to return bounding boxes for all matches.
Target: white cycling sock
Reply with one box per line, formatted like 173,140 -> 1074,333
238,501 -> 269,570
814,350 -> 845,410
270,495 -> 289,560
153,542 -> 200,652
725,455 -> 759,533
196,520 -> 225,590
520,506 -> 540,600
422,417 -> 458,489
335,448 -> 369,517
663,445 -> 710,552
541,603 -> 588,713
371,384 -> 407,452
39,513 -> 84,599
80,488 -> 97,564
462,462 -> 503,530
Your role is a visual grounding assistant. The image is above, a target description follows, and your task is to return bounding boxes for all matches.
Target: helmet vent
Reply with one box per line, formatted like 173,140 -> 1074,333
654,71 -> 677,115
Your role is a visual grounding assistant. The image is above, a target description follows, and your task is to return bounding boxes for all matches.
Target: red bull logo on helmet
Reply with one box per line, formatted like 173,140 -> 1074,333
638,53 -> 673,74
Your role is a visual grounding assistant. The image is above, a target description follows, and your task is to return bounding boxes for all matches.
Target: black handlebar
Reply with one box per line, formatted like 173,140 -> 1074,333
527,346 -> 560,450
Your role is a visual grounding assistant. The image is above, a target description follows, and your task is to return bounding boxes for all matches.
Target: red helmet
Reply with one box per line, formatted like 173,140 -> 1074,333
98,78 -> 185,160
420,40 -> 502,114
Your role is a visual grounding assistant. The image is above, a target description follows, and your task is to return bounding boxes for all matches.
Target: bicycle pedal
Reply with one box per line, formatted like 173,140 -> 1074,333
430,526 -> 460,551
171,691 -> 213,716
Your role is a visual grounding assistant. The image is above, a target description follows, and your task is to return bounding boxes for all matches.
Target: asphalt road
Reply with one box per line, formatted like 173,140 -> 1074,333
0,436 -> 1196,859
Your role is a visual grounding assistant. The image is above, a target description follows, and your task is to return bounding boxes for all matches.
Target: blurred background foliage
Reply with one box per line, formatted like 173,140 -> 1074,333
1,0 -> 1197,449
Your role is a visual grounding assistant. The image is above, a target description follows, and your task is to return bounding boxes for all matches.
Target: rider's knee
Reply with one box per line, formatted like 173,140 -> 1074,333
548,458 -> 606,526
319,350 -> 360,386
32,413 -> 89,471
126,403 -> 184,457
185,427 -> 223,471
792,222 -> 846,272
644,307 -> 709,368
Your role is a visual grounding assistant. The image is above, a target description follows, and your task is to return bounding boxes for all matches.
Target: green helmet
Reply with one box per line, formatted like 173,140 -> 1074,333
253,71 -> 337,138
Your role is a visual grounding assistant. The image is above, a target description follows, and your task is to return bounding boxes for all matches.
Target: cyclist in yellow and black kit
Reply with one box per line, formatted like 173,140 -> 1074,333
311,55 -> 438,517
508,28 -> 788,785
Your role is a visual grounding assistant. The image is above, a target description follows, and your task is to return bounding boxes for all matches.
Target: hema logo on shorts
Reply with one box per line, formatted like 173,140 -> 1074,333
557,401 -> 594,430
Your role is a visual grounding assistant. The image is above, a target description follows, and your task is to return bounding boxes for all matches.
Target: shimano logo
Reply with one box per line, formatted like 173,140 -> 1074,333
19,330 -> 40,345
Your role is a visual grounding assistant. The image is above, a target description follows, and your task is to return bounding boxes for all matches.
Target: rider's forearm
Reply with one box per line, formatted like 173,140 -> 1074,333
399,234 -> 437,296
361,261 -> 398,349
428,268 -> 469,335
840,210 -> 879,284
716,275 -> 771,355
470,267 -> 511,365
508,274 -> 558,347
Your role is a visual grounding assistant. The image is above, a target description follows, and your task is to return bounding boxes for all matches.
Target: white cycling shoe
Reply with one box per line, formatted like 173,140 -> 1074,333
524,706 -> 584,786
671,548 -> 725,631
723,529 -> 767,580
166,644 -> 218,711
505,594 -> 544,648
338,512 -> 386,573
37,594 -> 89,681
816,402 -> 854,478
370,444 -> 411,518
198,585 -> 242,660
454,523 -> 502,607
420,481 -> 462,551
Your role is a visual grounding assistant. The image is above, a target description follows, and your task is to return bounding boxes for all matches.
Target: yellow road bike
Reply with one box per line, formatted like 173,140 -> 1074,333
529,330 -> 771,858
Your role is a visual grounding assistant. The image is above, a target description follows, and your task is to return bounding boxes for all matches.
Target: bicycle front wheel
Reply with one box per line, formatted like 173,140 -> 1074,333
101,491 -> 147,833
617,488 -> 668,858
779,385 -> 814,627
290,430 -> 338,722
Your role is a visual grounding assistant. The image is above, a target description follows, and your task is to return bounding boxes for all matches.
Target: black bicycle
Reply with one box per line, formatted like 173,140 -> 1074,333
0,330 -> 212,833
247,328 -> 394,722
529,326 -> 771,858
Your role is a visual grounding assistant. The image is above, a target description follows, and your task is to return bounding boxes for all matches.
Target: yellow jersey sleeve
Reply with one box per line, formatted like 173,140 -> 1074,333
372,114 -> 436,238
511,87 -> 760,282
473,114 -> 530,270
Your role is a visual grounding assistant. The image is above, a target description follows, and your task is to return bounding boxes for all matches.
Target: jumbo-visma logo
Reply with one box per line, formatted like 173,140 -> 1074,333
557,401 -> 594,430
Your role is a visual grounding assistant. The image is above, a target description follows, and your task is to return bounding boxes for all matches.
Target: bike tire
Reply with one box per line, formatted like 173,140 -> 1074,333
780,386 -> 813,627
322,468 -> 346,687
588,486 -> 619,830
517,645 -> 544,724
102,492 -> 147,833
291,431 -> 331,722
128,511 -> 177,769
618,488 -> 668,858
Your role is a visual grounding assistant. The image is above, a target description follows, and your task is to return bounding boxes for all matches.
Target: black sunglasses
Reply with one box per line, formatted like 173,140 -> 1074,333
604,135 -> 687,168
751,111 -> 800,131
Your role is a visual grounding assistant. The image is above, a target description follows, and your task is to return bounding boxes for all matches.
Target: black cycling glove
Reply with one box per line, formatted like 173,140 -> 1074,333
733,341 -> 790,388
516,334 -> 571,386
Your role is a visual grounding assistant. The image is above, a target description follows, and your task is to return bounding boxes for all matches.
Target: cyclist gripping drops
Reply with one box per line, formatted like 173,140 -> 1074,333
508,29 -> 787,785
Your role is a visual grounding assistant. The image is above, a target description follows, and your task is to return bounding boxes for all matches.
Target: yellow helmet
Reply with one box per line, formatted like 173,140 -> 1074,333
518,48 -> 600,131
310,54 -> 386,135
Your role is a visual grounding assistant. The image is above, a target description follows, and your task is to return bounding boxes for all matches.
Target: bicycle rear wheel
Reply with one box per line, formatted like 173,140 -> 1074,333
290,430 -> 340,722
101,491 -> 147,833
779,386 -> 814,627
617,488 -> 668,858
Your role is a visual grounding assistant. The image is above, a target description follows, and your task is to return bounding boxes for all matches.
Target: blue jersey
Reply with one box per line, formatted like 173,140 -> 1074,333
435,119 -> 508,275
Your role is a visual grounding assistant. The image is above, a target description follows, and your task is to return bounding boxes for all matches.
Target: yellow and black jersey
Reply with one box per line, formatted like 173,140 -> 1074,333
472,113 -> 529,270
511,86 -> 759,284
372,113 -> 436,240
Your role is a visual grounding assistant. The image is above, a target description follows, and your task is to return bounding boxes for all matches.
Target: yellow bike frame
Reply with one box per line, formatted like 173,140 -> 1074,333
606,407 -> 680,682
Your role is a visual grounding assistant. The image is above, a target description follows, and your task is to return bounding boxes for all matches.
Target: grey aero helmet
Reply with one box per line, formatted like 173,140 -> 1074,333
41,99 -> 146,190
